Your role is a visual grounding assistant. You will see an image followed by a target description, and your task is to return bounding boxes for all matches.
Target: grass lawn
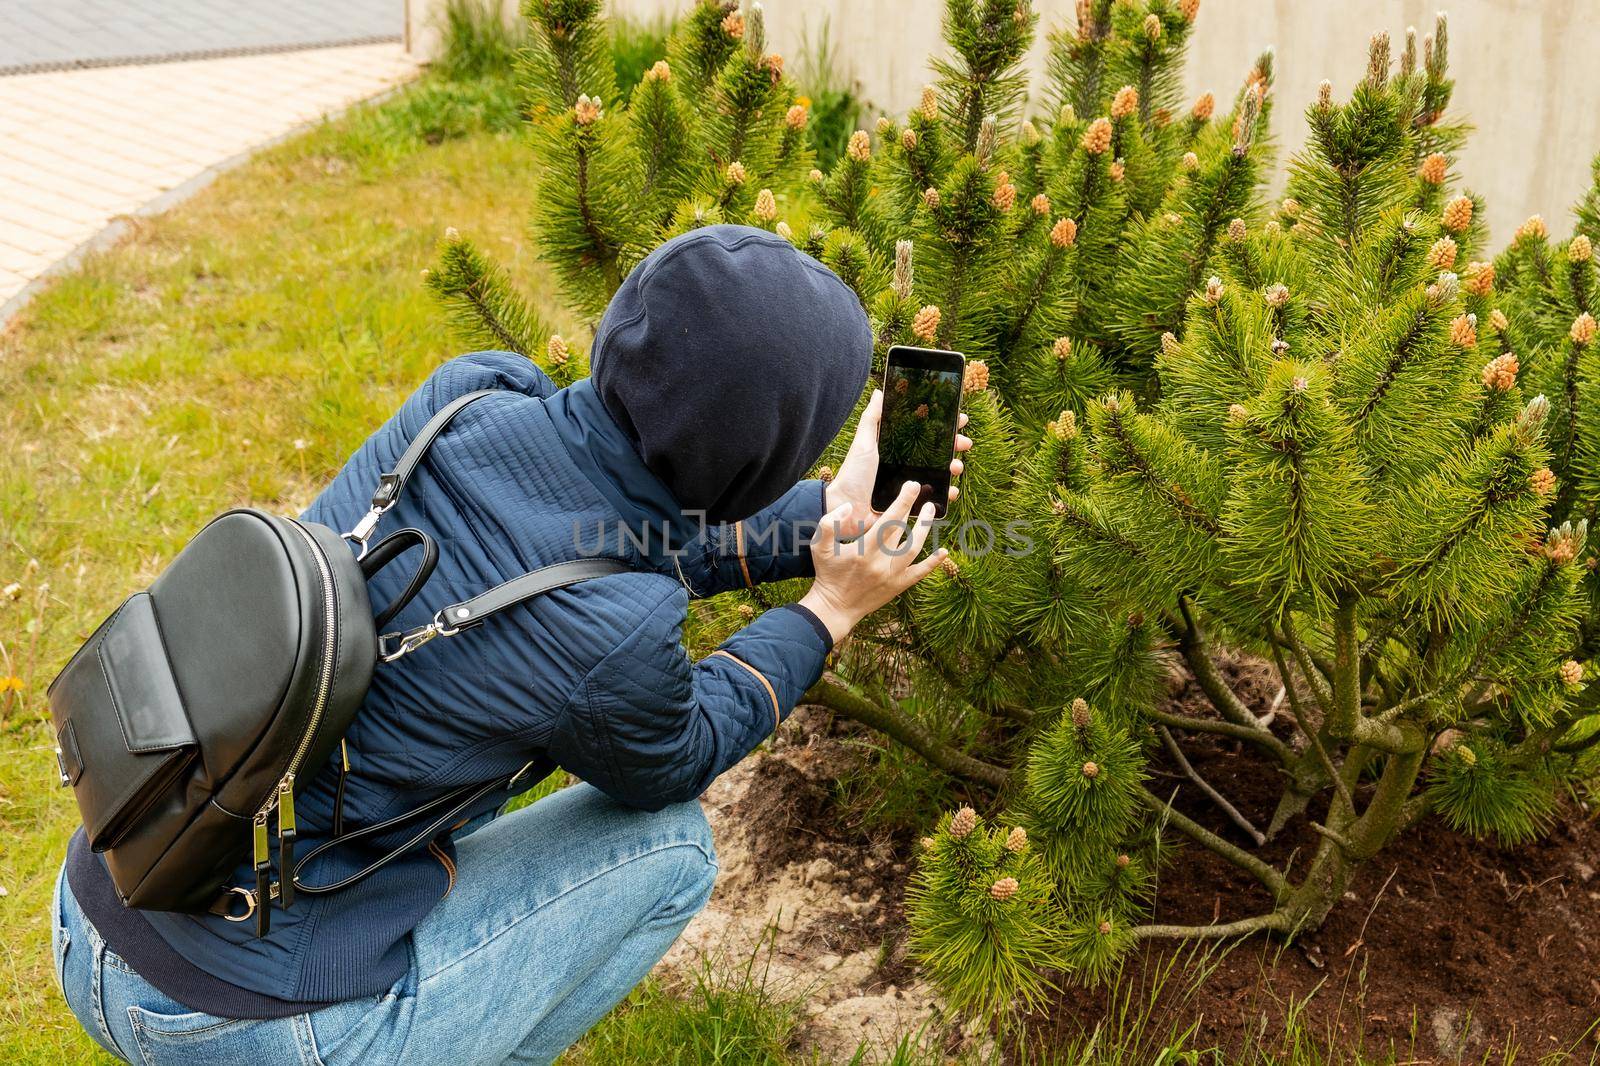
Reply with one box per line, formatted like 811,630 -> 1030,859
0,76 -> 580,1062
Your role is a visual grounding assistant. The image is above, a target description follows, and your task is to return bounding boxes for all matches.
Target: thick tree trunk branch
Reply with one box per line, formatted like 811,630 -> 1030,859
1146,706 -> 1293,763
807,675 -> 1011,791
1131,910 -> 1290,942
1178,598 -> 1264,731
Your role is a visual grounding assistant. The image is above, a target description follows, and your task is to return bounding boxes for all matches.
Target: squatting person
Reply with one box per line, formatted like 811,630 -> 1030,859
51,225 -> 971,1064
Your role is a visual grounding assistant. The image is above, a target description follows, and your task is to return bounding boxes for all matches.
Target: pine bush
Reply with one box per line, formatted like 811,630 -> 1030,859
429,0 -> 1600,1022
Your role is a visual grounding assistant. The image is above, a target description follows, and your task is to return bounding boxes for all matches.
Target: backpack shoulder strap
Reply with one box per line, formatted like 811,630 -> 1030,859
346,389 -> 499,551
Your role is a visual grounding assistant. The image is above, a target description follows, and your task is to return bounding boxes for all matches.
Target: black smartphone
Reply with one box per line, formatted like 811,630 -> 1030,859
873,344 -> 966,519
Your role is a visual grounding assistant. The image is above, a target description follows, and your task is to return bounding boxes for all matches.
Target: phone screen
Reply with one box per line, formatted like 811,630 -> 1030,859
873,345 -> 965,518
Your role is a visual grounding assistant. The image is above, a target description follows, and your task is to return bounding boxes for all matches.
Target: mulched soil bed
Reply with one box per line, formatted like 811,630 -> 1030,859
742,678 -> 1600,1061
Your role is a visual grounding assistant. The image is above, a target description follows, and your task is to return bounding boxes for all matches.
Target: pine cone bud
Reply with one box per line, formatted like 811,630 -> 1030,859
1082,117 -> 1113,155
546,334 -> 569,365
920,84 -> 938,120
776,220 -> 793,240
1281,198 -> 1301,219
816,464 -> 833,482
1317,79 -> 1332,107
1442,195 -> 1474,233
737,603 -> 756,620
1050,217 -> 1078,248
1179,0 -> 1200,21
993,181 -> 1017,211
1272,338 -> 1291,356
893,239 -> 914,299
1031,192 -> 1052,216
1573,312 -> 1598,346
785,103 -> 808,129
913,305 -> 941,341
1055,336 -> 1074,359
1021,120 -> 1041,146
1192,92 -> 1214,120
1518,395 -> 1550,438
1570,235 -> 1594,263
1419,153 -> 1448,184
1109,159 -> 1126,182
920,835 -> 936,851
1532,467 -> 1556,496
876,115 -> 893,135
1489,308 -> 1509,332
1070,697 -> 1091,727
721,11 -> 744,38
1456,744 -> 1478,768
922,187 -> 940,209
1160,332 -> 1180,356
1203,275 -> 1224,304
1223,218 -> 1245,242
975,115 -> 997,168
1264,283 -> 1289,308
1138,13 -> 1160,40
1116,853 -> 1132,869
444,226 -> 460,241
1098,919 -> 1113,935
1046,410 -> 1078,440
725,161 -> 747,185
1562,660 -> 1584,687
1005,827 -> 1028,852
1367,31 -> 1391,87
949,806 -> 976,838
752,187 -> 777,222
574,93 -> 603,125
1264,219 -> 1281,236
1463,261 -> 1494,296
1547,521 -> 1583,564
1227,402 -> 1249,422
1058,103 -> 1076,125
964,360 -> 990,393
1112,85 -> 1139,120
809,168 -> 824,183
847,130 -> 871,162
1450,313 -> 1477,348
1516,215 -> 1549,243
1428,236 -> 1458,270
645,60 -> 671,82
900,127 -> 918,151
1173,151 -> 1196,173
990,876 -> 1019,901
1481,352 -> 1518,391
1425,272 -> 1459,306
940,555 -> 960,578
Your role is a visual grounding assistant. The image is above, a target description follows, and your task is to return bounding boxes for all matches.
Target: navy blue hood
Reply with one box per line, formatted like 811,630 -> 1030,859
591,225 -> 873,523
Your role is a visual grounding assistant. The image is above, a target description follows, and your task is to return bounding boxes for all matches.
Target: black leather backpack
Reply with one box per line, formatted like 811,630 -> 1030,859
48,390 -> 626,935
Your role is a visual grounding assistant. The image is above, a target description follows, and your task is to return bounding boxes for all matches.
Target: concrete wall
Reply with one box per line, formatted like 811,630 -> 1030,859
408,0 -> 1600,244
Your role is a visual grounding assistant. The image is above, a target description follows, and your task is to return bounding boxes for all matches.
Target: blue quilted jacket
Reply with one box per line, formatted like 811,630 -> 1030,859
114,351 -> 832,1004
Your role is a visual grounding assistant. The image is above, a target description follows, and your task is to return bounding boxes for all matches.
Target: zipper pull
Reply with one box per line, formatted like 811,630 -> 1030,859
252,812 -> 272,937
277,776 -> 297,909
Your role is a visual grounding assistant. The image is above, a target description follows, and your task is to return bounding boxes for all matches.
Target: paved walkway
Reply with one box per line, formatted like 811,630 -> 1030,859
0,44 -> 420,317
0,0 -> 400,75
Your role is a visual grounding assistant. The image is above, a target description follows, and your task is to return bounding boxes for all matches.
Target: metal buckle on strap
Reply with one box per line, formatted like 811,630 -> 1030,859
342,505 -> 392,560
217,886 -> 258,923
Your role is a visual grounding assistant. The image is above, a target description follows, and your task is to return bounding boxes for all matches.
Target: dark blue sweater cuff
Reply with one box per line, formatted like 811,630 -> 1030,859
777,602 -> 834,651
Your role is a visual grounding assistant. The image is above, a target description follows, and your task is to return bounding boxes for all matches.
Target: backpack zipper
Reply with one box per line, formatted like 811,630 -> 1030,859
249,518 -> 338,933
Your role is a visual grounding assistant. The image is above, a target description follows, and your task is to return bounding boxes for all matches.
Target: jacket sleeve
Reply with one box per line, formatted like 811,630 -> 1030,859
670,480 -> 827,597
403,350 -> 557,420
546,586 -> 831,810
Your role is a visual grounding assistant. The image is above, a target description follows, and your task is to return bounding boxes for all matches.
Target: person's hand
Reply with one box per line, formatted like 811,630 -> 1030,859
825,389 -> 973,539
799,481 -> 950,643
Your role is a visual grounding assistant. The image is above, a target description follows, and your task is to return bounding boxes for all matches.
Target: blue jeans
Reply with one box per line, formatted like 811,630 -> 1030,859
54,783 -> 717,1065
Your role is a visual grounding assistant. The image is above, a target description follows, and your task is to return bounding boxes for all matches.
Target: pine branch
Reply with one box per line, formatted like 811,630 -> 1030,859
1157,726 -> 1266,846
1270,643 -> 1355,816
1131,910 -> 1290,941
808,674 -> 1011,790
1177,598 -> 1269,734
1145,706 -> 1293,763
1139,785 -> 1290,901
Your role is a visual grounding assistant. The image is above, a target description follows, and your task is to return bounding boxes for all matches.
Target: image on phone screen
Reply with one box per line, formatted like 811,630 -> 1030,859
873,345 -> 965,518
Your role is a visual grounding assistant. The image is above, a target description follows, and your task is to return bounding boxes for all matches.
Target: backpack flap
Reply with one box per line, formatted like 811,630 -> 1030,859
49,591 -> 197,851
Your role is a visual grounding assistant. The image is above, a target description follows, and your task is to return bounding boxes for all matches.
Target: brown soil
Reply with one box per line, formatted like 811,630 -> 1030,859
671,667 -> 1600,1063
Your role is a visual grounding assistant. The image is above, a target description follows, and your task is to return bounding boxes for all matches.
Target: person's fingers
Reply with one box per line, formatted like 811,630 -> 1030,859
954,433 -> 973,453
958,412 -> 969,430
855,390 -> 884,453
949,457 -> 964,477
874,480 -> 921,551
814,501 -> 852,551
900,546 -> 951,589
904,502 -> 937,560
